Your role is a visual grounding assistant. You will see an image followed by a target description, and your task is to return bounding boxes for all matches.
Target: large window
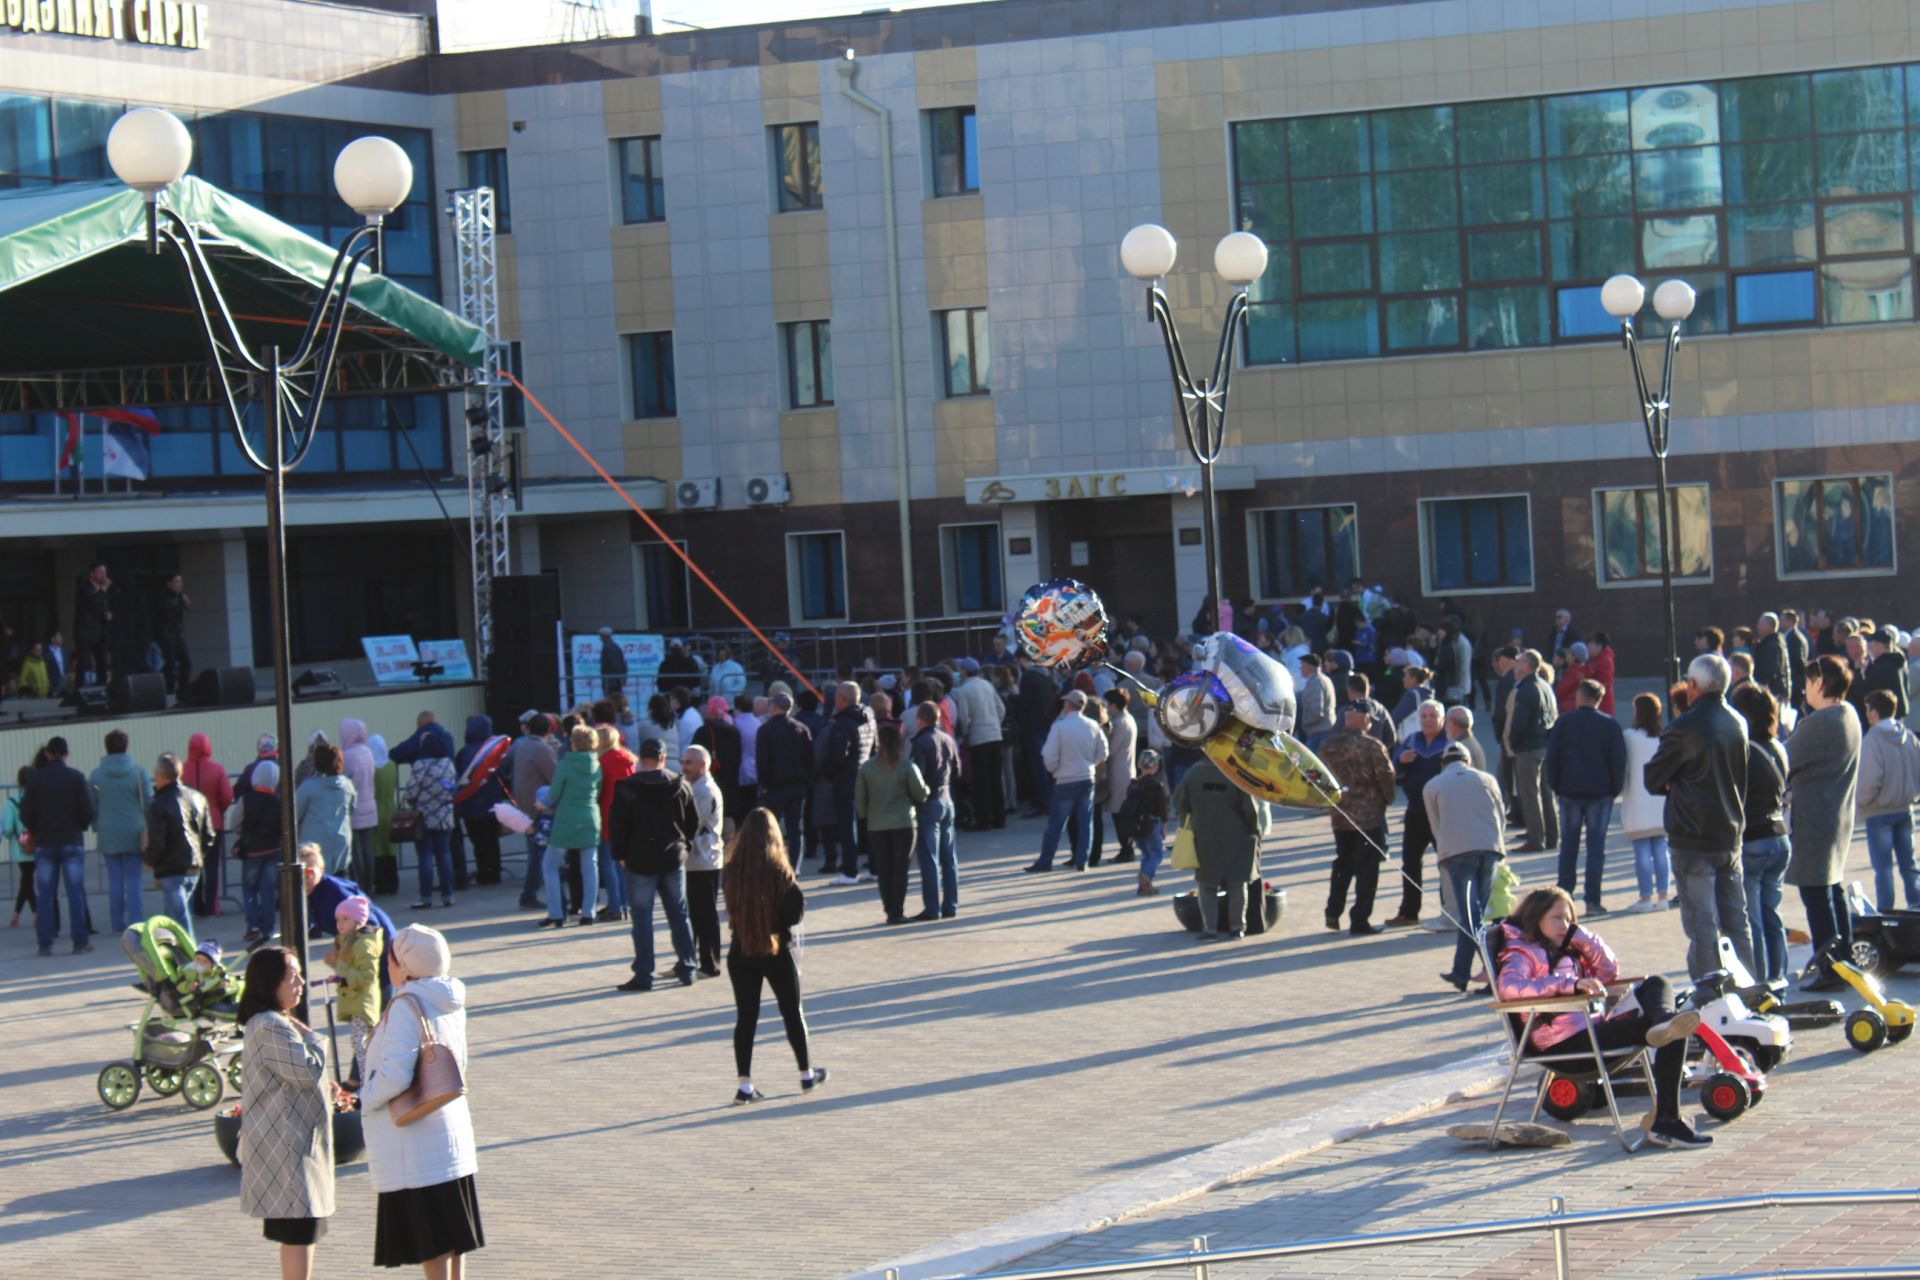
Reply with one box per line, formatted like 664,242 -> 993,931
929,106 -> 979,196
1776,474 -> 1896,576
1232,62 -> 1920,363
616,136 -> 664,224
1595,484 -> 1712,585
784,320 -> 834,408
939,307 -> 990,396
460,148 -> 511,232
773,123 -> 822,212
788,531 -> 848,622
625,331 -> 677,419
941,523 -> 1003,613
634,540 -> 692,630
1421,495 -> 1533,593
1248,504 -> 1359,599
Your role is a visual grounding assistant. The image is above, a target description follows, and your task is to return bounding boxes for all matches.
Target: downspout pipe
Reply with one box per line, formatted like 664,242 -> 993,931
837,49 -> 918,665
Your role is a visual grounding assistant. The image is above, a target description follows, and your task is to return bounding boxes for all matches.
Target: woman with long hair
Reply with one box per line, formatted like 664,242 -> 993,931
855,722 -> 929,924
1618,693 -> 1671,913
236,946 -> 336,1279
1496,887 -> 1709,1149
724,809 -> 825,1105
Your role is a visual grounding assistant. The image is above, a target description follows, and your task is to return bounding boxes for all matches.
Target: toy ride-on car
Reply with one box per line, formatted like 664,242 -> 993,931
1713,935 -> 1843,1032
1827,953 -> 1917,1053
1846,881 -> 1920,977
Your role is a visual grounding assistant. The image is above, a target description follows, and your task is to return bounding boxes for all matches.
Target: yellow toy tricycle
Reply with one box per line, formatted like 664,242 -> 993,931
1832,955 -> 1916,1052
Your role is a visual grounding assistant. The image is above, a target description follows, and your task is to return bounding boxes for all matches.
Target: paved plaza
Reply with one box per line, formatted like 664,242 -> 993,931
0,792 -> 1911,1278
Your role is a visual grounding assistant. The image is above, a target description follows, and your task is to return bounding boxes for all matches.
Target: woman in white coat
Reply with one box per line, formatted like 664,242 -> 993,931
1618,693 -> 1672,913
361,924 -> 484,1277
1102,688 -> 1139,862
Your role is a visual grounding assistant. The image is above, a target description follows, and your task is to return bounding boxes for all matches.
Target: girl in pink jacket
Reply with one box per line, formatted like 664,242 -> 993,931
1496,887 -> 1709,1149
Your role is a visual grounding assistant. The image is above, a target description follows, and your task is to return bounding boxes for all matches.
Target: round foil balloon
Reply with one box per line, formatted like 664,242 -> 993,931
1013,578 -> 1110,670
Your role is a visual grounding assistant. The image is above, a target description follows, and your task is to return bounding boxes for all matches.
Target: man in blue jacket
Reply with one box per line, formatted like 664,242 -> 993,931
1384,701 -> 1449,927
1545,678 -> 1628,915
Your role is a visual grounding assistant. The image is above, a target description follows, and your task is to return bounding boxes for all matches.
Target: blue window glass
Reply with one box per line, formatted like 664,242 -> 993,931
1371,107 -> 1453,171
1822,257 -> 1914,324
948,524 -> 1003,613
1735,271 -> 1817,325
1640,213 -> 1721,269
1461,161 -> 1543,224
1374,168 -> 1457,231
1424,495 -> 1531,591
1813,67 -> 1904,132
1235,181 -> 1290,241
1253,505 -> 1359,597
930,107 -> 977,197
1720,75 -> 1809,141
0,94 -> 52,182
1821,199 -> 1907,257
1244,304 -> 1295,364
1299,241 -> 1371,296
52,98 -> 119,179
1292,176 -> 1372,237
1547,154 -> 1632,218
628,332 -> 678,418
1232,121 -> 1287,184
1724,140 -> 1812,204
1379,231 -> 1460,292
1289,113 -> 1369,177
1385,296 -> 1459,351
1551,217 -> 1635,280
1457,100 -> 1540,164
1556,285 -> 1616,338
462,148 -> 511,230
618,136 -> 666,222
794,532 -> 846,621
1467,227 -> 1541,282
1466,286 -> 1548,349
1297,298 -> 1379,361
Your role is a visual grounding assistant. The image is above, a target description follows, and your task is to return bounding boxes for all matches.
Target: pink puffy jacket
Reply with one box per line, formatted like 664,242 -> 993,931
1495,921 -> 1620,1049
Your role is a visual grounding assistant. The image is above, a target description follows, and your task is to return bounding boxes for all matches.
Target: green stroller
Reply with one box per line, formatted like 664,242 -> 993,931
96,915 -> 244,1111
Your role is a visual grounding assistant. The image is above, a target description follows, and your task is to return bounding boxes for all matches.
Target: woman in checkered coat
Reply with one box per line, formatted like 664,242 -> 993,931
237,946 -> 336,1275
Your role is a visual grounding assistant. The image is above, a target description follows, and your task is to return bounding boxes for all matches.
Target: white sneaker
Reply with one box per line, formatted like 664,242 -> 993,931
1419,916 -> 1451,933
828,874 -> 859,887
857,871 -> 878,883
1625,898 -> 1661,914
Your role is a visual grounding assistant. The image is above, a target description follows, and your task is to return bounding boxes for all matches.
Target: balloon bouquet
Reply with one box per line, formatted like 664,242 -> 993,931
1012,578 -> 1343,809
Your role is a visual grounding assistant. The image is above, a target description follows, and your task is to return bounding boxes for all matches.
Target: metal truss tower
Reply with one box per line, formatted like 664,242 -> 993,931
451,186 -> 509,675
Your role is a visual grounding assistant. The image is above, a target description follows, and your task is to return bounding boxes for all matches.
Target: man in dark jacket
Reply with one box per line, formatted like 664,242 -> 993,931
156,572 -> 191,696
1780,608 -> 1809,705
1318,705 -> 1395,935
22,735 -> 96,955
1751,612 -> 1791,704
1545,608 -> 1581,656
1644,653 -> 1756,980
453,714 -> 508,885
1503,650 -> 1559,852
1545,679 -> 1628,914
74,562 -> 112,688
1384,701 -> 1449,927
755,691 -> 814,854
1863,626 -> 1910,720
1015,657 -> 1059,816
910,701 -> 964,920
598,627 -> 628,699
822,681 -> 877,885
145,751 -> 213,943
388,710 -> 457,765
607,738 -> 700,991
1489,646 -> 1521,825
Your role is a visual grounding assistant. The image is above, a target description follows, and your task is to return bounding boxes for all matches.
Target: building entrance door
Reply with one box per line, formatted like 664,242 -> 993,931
1043,496 -> 1175,641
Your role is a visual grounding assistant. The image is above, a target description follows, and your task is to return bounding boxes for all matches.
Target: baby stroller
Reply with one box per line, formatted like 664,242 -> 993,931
96,915 -> 244,1112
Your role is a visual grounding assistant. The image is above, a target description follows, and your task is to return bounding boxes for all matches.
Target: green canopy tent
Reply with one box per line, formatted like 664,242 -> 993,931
0,176 -> 485,414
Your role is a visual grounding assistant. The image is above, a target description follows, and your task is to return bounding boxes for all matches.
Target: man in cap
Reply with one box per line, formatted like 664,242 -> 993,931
1863,624 -> 1910,720
1422,739 -> 1506,992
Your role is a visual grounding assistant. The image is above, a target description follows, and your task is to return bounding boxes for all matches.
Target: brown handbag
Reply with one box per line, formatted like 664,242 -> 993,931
387,992 -> 466,1126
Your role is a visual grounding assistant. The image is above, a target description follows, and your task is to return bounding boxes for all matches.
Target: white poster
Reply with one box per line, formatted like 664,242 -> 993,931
361,634 -> 421,685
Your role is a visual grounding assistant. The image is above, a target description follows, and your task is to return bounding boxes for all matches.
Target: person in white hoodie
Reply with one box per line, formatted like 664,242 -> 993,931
682,745 -> 727,977
1857,688 -> 1920,912
338,718 -> 379,892
361,924 -> 484,1275
1617,693 -> 1672,914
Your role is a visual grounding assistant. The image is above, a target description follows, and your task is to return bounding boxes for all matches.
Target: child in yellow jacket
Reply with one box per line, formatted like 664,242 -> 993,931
323,894 -> 384,1088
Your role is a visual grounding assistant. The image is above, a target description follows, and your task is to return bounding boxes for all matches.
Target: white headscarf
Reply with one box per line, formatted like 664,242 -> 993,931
368,734 -> 389,768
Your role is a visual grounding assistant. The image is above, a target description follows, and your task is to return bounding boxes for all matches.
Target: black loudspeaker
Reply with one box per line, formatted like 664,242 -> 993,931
109,672 -> 167,715
488,573 -> 561,727
190,666 -> 256,707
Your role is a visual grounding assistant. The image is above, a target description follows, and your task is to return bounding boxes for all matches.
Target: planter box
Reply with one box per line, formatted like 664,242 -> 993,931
214,1110 -> 365,1167
1172,884 -> 1286,935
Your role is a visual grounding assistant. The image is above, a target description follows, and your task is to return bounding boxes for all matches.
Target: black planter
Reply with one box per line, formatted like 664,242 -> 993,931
1172,884 -> 1286,934
214,1111 -> 366,1168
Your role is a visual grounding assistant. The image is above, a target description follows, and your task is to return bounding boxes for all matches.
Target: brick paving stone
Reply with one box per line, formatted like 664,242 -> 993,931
1,791 -> 1906,1279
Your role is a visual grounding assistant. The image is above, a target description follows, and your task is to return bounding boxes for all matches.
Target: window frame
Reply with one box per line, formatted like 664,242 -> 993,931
1590,483 -> 1716,589
772,122 -> 823,213
632,539 -> 693,631
1417,492 -> 1536,597
1243,502 -> 1363,603
614,135 -> 665,225
785,529 -> 850,624
927,105 -> 979,198
784,319 -> 834,410
1773,472 -> 1898,580
623,330 -> 677,420
459,147 -> 511,233
939,521 -> 1005,615
938,306 -> 991,397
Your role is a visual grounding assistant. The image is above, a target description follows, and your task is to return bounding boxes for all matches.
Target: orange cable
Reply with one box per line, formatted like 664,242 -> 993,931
502,371 -> 823,702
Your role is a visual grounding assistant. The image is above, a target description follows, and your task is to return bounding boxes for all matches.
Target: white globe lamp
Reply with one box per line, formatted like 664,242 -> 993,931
1652,279 -> 1697,322
1120,223 -> 1178,280
1213,231 -> 1269,286
333,136 -> 414,220
1600,273 -> 1646,320
107,107 -> 193,197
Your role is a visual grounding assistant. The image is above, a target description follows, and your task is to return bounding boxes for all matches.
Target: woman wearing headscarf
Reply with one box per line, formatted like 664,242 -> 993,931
361,923 -> 485,1275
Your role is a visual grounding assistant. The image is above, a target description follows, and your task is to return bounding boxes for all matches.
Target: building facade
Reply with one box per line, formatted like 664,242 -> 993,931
3,0 -> 1918,677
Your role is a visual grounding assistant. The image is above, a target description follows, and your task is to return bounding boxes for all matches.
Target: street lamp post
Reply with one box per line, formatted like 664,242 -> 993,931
108,108 -> 415,1021
1601,273 -> 1697,696
1121,225 -> 1269,632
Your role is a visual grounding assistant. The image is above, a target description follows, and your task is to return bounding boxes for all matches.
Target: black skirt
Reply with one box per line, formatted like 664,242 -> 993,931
263,1216 -> 327,1246
372,1175 -> 485,1268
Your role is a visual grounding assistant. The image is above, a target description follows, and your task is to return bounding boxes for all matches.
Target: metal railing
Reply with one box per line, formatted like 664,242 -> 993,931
658,613 -> 1006,689
911,1189 -> 1920,1280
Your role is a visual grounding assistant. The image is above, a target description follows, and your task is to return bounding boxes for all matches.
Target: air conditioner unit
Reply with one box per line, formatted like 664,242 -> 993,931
675,477 -> 720,510
743,473 -> 790,507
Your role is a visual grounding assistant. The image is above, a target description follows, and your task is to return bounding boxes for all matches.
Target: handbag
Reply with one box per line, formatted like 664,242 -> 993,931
387,992 -> 466,1126
1170,822 -> 1199,871
387,808 -> 422,844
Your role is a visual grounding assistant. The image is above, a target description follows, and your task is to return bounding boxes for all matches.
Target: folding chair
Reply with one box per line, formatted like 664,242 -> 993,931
1478,924 -> 1654,1153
